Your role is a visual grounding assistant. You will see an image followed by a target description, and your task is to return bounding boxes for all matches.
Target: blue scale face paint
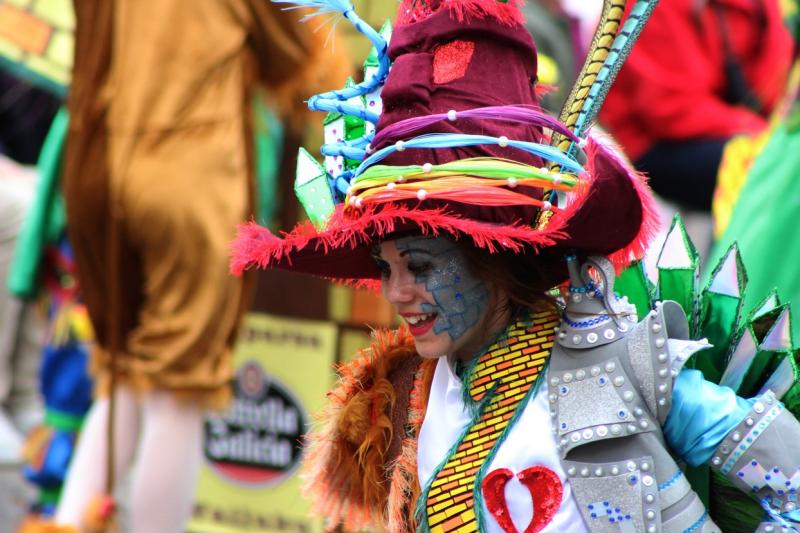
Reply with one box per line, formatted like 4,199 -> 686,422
394,236 -> 489,341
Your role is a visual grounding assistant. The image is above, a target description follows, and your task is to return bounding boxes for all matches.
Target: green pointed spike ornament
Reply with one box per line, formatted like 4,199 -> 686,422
737,305 -> 793,398
614,260 -> 653,319
718,327 -> 758,393
758,352 -> 800,403
656,215 -> 700,335
751,289 -> 780,320
294,147 -> 335,228
614,213 -> 800,525
695,244 -> 746,382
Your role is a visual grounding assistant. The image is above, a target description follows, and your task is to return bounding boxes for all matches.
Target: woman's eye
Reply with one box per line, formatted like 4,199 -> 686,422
374,260 -> 391,279
408,262 -> 432,277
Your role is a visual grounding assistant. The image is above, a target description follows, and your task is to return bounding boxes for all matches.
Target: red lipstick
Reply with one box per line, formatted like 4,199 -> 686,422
399,312 -> 437,336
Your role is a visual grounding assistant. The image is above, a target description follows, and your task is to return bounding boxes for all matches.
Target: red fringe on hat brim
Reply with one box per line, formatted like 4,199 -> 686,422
231,203 -> 569,277
230,136 -> 659,285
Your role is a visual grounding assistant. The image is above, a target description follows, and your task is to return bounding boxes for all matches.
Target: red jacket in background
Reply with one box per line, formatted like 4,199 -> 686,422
600,0 -> 794,161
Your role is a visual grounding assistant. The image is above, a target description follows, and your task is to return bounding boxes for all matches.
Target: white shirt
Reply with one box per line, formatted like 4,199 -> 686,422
418,357 -> 589,532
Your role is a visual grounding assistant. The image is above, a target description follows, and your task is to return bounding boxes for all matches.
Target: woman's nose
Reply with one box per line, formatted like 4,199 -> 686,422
383,272 -> 415,304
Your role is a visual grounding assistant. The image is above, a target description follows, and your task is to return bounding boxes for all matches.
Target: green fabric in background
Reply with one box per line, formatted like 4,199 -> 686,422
7,107 -> 69,299
708,120 -> 800,341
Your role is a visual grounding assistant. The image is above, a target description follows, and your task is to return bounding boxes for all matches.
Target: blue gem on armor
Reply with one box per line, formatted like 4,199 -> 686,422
628,475 -> 638,485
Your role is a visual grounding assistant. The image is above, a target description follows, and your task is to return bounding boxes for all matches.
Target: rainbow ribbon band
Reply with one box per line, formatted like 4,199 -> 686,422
345,158 -> 583,211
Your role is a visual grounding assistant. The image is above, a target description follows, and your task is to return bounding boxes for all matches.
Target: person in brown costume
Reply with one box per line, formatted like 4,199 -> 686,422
22,1 -> 346,531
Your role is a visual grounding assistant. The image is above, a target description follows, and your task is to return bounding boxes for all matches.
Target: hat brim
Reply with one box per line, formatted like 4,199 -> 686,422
230,137 -> 659,288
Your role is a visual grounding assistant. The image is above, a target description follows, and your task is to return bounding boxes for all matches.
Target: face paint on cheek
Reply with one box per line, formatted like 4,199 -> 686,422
395,237 -> 490,341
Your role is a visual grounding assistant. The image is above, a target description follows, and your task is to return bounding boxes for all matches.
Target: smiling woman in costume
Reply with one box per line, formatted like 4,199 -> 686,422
231,0 -> 800,531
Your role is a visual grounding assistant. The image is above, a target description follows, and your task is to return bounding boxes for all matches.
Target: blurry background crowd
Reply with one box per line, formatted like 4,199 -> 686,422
0,0 -> 798,531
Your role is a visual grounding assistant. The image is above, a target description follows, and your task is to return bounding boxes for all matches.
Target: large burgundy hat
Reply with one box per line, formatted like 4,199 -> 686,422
231,0 -> 659,288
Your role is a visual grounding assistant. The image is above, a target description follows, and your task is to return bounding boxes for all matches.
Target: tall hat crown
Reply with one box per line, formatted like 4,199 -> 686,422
232,0 -> 661,288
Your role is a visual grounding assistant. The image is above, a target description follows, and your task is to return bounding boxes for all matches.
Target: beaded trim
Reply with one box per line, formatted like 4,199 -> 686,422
721,402 -> 784,475
562,314 -> 611,328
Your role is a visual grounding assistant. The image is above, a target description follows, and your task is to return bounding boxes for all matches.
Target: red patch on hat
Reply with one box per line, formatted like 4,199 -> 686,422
432,40 -> 475,84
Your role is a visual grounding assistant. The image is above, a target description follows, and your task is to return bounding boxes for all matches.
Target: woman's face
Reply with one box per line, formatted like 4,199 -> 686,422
375,236 -> 508,360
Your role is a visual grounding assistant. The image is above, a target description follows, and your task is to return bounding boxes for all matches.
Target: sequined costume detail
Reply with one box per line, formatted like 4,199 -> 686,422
423,311 -> 560,532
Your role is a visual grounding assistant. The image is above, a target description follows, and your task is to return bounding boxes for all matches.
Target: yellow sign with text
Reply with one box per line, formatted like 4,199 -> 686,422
188,313 -> 337,533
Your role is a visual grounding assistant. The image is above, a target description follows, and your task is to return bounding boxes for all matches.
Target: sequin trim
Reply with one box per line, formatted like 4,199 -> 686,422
422,311 -> 559,532
682,511 -> 709,533
658,470 -> 684,491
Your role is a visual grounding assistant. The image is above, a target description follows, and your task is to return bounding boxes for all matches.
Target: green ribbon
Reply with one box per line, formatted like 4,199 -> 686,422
45,409 -> 84,432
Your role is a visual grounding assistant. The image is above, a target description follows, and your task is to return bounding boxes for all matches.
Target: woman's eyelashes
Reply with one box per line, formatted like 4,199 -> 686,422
408,261 -> 432,279
374,258 -> 391,279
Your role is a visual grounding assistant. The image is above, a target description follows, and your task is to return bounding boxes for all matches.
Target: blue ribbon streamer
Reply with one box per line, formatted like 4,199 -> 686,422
353,133 -> 585,178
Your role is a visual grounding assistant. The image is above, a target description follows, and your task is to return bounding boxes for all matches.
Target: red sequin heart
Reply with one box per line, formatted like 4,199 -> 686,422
482,466 -> 563,533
